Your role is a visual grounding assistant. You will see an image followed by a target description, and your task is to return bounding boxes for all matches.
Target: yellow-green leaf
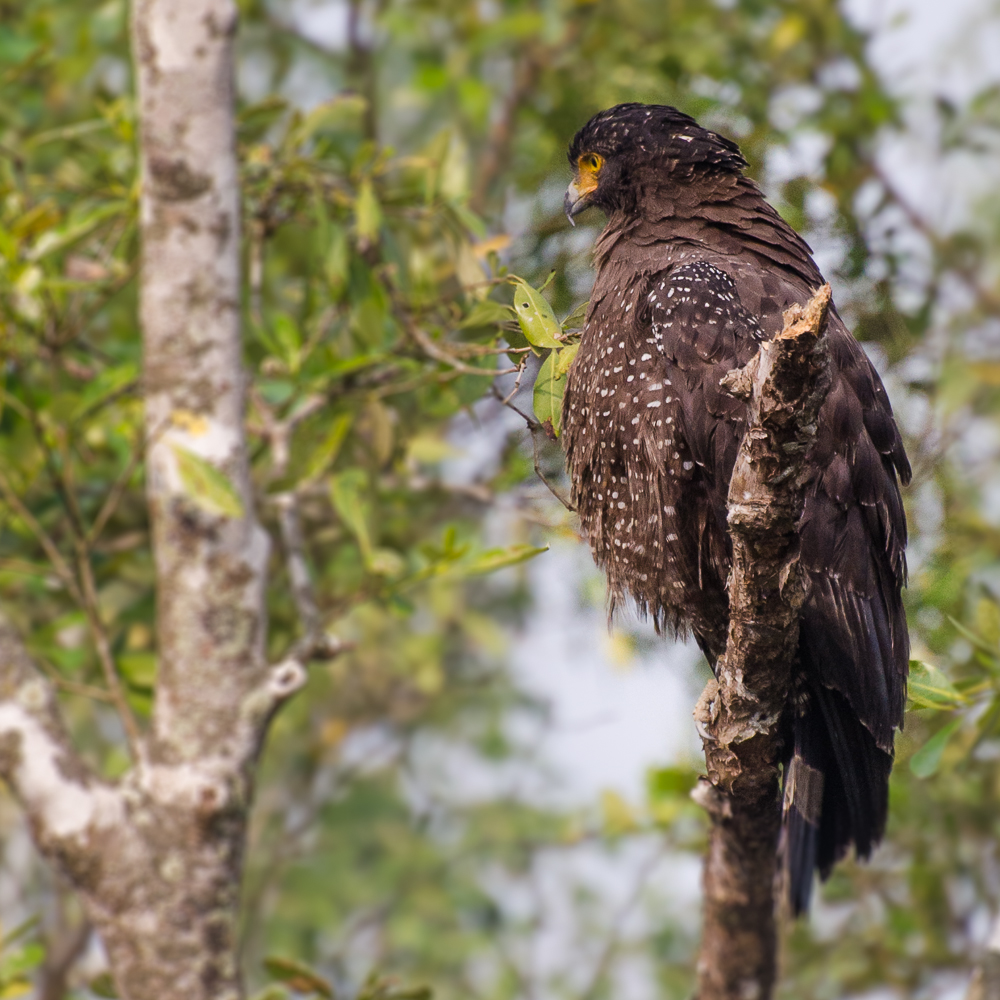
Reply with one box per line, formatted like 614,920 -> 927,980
510,276 -> 562,350
172,445 -> 245,519
459,299 -> 515,329
72,362 -> 139,420
561,300 -> 589,332
910,717 -> 962,778
330,469 -> 372,560
555,341 -> 580,377
286,93 -> 367,148
301,414 -> 352,484
88,974 -> 118,999
600,789 -> 639,835
28,201 -> 127,261
907,660 -> 966,711
355,178 -> 382,247
263,956 -> 333,998
461,544 -> 548,576
118,652 -> 157,690
533,351 -> 566,438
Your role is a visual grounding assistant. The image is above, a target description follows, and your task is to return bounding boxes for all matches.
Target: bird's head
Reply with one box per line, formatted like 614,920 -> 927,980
564,103 -> 748,223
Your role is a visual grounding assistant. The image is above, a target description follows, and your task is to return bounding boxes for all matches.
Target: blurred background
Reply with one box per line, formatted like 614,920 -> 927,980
2,0 -> 1000,998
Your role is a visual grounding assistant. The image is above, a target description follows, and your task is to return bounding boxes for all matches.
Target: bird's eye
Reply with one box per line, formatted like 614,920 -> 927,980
579,153 -> 604,174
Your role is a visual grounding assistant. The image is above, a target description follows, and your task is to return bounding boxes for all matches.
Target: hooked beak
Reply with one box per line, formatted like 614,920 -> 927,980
564,179 -> 591,226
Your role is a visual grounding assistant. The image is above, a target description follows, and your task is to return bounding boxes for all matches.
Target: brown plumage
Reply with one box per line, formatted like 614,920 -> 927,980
561,104 -> 910,912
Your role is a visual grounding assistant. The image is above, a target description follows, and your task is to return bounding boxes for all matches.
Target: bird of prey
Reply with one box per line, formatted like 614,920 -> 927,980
561,103 -> 909,913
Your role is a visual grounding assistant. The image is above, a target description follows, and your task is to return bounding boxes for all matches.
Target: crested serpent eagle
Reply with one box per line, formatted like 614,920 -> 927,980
561,103 -> 910,913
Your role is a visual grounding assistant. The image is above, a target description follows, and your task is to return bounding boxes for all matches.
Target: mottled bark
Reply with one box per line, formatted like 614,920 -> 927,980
0,3 -> 306,998
693,286 -> 832,1000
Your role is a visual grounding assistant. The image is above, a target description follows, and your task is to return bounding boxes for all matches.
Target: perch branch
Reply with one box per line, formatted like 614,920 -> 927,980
693,285 -> 832,1000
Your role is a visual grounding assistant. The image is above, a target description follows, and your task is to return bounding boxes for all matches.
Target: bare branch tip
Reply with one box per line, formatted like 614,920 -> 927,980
267,659 -> 308,701
779,284 -> 832,340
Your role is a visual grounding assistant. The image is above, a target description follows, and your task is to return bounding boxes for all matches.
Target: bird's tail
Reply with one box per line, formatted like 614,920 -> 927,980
781,680 -> 893,915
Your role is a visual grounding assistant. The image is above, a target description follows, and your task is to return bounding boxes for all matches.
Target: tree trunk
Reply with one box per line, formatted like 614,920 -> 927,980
693,287 -> 833,1000
0,3 -> 306,998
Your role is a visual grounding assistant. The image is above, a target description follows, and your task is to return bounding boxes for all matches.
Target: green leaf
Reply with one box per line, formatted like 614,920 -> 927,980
271,314 -> 303,373
330,469 -> 373,560
286,94 -> 367,148
907,660 -> 966,711
554,342 -> 580,378
0,916 -> 39,951
910,717 -> 962,778
461,544 -> 548,576
355,178 -> 382,246
509,276 -> 562,350
947,615 -> 999,661
369,547 -> 407,577
300,414 -> 352,484
263,956 -> 333,998
88,973 -> 118,999
118,652 -> 157,690
647,766 -> 699,800
72,362 -> 139,420
172,445 -> 245,519
532,351 -> 565,438
249,988 -> 289,1000
28,201 -> 127,261
561,300 -> 589,332
459,299 -> 515,329
358,975 -> 431,1000
0,943 -> 43,981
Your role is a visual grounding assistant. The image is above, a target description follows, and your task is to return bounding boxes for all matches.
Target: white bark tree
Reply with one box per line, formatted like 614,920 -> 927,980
0,2 -> 306,996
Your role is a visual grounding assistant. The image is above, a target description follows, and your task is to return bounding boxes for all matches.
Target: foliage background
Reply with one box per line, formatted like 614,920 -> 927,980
1,0 -> 1000,997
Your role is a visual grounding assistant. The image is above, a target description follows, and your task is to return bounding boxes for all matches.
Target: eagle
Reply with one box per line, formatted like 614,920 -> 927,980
561,103 -> 910,913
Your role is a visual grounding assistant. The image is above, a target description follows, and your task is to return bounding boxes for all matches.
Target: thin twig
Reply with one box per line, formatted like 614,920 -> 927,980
249,217 -> 265,329
873,162 -> 1000,315
0,469 -> 84,604
470,50 -> 542,215
39,902 -> 91,1000
579,842 -> 667,1000
87,424 -> 155,546
407,321 -> 518,377
274,492 -> 320,645
502,359 -> 528,405
531,427 -> 575,512
37,656 -> 116,703
75,545 -> 142,757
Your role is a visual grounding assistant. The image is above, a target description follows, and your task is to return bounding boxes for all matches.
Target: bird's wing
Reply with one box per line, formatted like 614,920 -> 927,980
642,260 -> 763,655
798,325 -> 910,751
645,260 -> 909,748
644,258 -> 909,903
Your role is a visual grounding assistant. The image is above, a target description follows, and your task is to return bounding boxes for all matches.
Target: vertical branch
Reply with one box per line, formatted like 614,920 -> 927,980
470,52 -> 540,215
347,0 -> 379,141
133,0 -> 271,768
693,286 -> 832,1000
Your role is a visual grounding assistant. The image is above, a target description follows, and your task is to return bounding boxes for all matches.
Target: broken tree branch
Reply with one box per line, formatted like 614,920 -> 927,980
693,285 -> 832,1000
0,613 -> 121,862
